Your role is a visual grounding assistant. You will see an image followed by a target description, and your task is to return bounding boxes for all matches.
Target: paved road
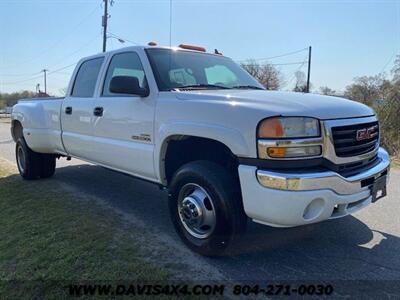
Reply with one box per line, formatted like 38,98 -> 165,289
1,121 -> 399,290
0,119 -> 83,168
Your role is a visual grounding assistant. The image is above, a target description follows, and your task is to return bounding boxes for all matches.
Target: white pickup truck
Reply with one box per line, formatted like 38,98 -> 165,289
11,44 -> 390,256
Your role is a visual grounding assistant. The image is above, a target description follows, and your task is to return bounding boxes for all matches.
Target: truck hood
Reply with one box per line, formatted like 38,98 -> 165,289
175,89 -> 374,120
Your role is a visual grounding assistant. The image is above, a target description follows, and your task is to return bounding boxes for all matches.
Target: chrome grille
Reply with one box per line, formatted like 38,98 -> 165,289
331,121 -> 379,157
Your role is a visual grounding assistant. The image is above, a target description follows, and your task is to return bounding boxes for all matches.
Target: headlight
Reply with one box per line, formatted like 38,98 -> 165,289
258,117 -> 320,139
257,117 -> 322,159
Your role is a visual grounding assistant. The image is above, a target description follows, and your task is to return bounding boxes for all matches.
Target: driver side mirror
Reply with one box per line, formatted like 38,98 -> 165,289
109,76 -> 149,97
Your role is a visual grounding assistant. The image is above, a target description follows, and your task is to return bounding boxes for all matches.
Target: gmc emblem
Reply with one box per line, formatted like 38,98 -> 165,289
356,127 -> 376,141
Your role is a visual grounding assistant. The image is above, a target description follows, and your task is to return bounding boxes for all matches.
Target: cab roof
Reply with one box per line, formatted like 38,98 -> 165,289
80,44 -> 225,62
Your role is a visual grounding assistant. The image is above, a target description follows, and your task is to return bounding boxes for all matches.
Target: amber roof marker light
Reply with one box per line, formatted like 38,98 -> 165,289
178,44 -> 206,52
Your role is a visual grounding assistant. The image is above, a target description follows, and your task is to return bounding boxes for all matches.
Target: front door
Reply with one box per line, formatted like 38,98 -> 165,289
91,51 -> 156,181
61,57 -> 104,160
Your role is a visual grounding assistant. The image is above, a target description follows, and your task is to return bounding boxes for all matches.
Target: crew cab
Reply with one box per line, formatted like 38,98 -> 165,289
11,44 -> 390,256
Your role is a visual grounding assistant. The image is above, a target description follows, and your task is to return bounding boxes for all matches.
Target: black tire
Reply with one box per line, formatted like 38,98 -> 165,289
169,161 -> 247,256
40,153 -> 56,178
16,138 -> 56,180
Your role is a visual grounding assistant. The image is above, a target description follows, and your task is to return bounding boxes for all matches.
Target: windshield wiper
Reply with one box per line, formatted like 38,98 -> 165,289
231,85 -> 264,90
172,84 -> 230,90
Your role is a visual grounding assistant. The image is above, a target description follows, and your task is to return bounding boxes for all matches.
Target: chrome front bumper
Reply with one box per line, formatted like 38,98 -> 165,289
257,147 -> 390,195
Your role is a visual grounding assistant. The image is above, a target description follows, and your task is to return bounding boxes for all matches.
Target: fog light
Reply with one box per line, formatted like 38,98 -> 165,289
303,198 -> 325,220
267,146 -> 321,158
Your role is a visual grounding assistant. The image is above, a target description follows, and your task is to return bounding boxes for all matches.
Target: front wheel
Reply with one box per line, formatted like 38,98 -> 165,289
169,161 -> 247,256
16,138 -> 56,180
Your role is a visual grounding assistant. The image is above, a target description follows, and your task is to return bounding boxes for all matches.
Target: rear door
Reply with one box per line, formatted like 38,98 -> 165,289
61,56 -> 104,160
90,51 -> 156,181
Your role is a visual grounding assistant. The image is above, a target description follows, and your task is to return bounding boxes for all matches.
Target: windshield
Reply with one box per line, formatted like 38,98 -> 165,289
146,48 -> 264,91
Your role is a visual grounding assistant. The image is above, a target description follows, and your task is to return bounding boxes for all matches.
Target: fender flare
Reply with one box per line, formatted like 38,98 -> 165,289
155,121 -> 250,183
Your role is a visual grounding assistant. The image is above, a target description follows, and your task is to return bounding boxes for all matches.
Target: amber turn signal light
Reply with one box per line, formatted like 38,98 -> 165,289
267,147 -> 286,158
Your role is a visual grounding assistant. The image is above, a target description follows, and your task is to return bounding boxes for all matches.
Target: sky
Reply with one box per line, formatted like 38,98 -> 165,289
0,0 -> 399,96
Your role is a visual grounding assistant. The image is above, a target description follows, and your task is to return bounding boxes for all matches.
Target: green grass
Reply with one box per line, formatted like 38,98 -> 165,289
391,158 -> 400,169
0,161 -> 169,298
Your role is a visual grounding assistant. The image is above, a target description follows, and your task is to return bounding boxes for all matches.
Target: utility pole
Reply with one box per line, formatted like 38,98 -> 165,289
41,69 -> 48,94
102,0 -> 115,52
306,46 -> 312,93
102,0 -> 108,52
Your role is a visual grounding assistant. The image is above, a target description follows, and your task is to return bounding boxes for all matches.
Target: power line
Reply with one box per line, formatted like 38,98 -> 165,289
169,0 -> 173,48
0,4 -> 101,71
236,47 -> 308,63
1,3 -> 101,90
380,51 -> 397,74
241,61 -> 307,66
48,34 -> 101,69
2,74 -> 43,85
1,32 -> 99,88
239,46 -> 312,91
2,62 -> 77,85
1,34 -> 99,80
281,56 -> 308,90
107,32 -> 139,45
50,72 -> 72,76
48,63 -> 77,75
0,71 -> 42,77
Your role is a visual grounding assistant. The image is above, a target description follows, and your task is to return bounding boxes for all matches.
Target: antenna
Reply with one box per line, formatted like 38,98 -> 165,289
169,0 -> 172,47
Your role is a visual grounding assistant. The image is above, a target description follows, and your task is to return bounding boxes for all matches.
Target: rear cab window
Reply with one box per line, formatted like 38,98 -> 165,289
71,57 -> 104,97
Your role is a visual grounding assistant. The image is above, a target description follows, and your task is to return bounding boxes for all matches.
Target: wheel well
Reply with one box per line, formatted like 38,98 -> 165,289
162,136 -> 239,185
11,120 -> 23,142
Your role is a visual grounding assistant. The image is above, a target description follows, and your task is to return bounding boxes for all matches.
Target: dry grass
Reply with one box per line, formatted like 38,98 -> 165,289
0,160 -> 169,298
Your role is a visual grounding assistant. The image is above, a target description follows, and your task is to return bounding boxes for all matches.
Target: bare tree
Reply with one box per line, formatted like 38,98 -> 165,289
374,79 -> 400,156
344,74 -> 389,106
319,86 -> 336,96
0,90 -> 37,107
241,60 -> 282,90
293,71 -> 308,92
391,54 -> 400,81
342,73 -> 399,155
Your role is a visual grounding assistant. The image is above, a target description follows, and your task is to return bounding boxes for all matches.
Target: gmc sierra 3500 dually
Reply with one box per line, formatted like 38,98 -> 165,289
11,44 -> 390,256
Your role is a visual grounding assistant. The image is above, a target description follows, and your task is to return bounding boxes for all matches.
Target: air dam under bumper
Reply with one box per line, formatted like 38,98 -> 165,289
238,147 -> 390,227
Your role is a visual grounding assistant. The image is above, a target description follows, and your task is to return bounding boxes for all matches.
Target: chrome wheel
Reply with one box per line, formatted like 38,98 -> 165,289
178,183 -> 216,239
17,145 -> 26,173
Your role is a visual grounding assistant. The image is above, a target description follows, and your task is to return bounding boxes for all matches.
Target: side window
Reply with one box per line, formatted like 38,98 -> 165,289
205,65 -> 238,86
103,52 -> 147,96
71,57 -> 104,97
